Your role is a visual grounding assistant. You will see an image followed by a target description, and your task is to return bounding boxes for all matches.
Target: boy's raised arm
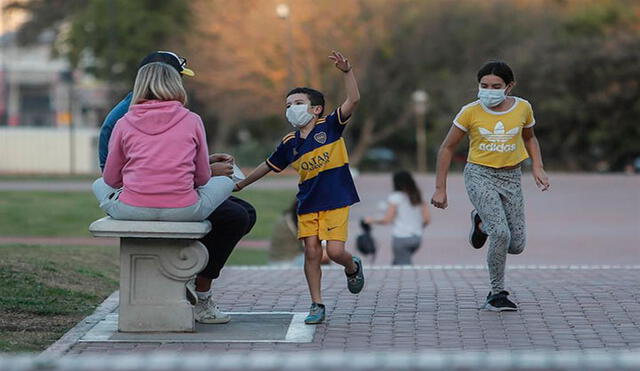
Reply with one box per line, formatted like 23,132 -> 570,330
329,51 -> 360,119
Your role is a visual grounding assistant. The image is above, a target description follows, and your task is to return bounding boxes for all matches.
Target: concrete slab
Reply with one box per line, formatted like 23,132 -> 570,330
80,312 -> 315,343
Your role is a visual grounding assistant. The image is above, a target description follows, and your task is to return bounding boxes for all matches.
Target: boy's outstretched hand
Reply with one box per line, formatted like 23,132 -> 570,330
329,51 -> 352,73
330,50 -> 360,119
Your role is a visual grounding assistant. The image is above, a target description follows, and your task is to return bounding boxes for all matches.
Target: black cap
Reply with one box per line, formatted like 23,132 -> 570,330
138,51 -> 195,77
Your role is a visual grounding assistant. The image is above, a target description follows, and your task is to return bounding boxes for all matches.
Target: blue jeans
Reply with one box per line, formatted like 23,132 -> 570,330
92,176 -> 234,222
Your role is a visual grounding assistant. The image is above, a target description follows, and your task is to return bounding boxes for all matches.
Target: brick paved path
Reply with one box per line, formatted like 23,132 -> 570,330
65,266 -> 640,354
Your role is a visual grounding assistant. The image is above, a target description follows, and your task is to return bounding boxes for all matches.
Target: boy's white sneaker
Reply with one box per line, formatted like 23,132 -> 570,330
194,296 -> 231,324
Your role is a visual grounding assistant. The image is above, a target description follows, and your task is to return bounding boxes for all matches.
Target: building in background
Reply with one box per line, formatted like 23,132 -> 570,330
0,25 -> 109,174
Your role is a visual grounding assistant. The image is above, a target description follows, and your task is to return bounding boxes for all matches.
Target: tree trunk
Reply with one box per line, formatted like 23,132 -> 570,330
349,117 -> 376,166
212,118 -> 233,152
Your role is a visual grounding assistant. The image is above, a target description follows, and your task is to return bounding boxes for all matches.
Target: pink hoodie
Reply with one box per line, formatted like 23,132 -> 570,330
103,100 -> 211,208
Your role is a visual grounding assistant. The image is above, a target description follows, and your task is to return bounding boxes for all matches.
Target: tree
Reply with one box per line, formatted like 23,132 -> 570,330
6,0 -> 192,87
186,0 -> 390,152
184,0 -> 559,166
10,0 -> 639,170
519,0 -> 640,170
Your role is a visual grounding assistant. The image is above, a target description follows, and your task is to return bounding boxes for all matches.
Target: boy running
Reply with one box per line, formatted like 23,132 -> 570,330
235,51 -> 364,324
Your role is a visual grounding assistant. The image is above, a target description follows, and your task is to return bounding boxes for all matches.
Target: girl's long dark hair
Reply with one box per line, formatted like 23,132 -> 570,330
393,170 -> 422,206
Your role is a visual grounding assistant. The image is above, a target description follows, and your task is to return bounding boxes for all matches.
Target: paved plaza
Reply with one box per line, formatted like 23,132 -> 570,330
1,174 -> 638,369
49,265 -> 639,356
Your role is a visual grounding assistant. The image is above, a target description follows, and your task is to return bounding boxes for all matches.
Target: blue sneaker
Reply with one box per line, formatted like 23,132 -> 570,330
346,256 -> 365,294
304,303 -> 326,324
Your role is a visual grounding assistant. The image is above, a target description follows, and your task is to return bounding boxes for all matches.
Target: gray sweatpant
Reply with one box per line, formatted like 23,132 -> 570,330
92,176 -> 234,221
392,236 -> 421,265
463,163 -> 526,294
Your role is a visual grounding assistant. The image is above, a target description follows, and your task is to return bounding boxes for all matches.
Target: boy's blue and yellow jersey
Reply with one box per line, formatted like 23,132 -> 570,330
266,108 -> 360,214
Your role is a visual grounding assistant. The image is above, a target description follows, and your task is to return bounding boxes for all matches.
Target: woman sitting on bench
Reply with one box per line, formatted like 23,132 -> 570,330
93,61 -> 242,325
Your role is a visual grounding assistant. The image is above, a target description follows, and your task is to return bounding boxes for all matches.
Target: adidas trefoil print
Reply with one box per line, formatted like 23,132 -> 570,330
478,122 -> 519,152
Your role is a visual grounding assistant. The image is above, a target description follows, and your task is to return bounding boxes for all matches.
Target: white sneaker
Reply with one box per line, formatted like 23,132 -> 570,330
186,279 -> 198,305
194,296 -> 231,324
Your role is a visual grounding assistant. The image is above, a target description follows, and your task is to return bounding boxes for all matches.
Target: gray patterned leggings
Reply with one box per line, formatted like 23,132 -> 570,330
464,163 -> 526,294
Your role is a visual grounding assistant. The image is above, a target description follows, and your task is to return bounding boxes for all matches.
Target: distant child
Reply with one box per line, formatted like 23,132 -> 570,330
93,62 -> 234,222
365,170 -> 430,265
268,200 -> 304,265
235,51 -> 364,324
431,61 -> 550,311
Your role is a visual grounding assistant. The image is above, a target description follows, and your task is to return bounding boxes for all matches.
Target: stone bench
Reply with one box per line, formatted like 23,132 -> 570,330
89,216 -> 211,333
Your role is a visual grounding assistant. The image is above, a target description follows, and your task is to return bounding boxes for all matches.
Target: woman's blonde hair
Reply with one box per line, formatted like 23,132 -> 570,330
131,62 -> 187,105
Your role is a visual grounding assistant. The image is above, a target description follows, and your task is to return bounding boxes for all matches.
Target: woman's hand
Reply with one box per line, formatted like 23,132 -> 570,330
209,153 -> 234,164
430,189 -> 448,209
532,166 -> 550,191
211,162 -> 234,177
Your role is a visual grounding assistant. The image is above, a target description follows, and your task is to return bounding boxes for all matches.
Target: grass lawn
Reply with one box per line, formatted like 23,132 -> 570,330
0,189 -> 296,240
0,244 -> 267,352
0,188 -> 284,351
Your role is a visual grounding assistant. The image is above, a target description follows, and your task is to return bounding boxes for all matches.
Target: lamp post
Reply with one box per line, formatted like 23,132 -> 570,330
412,89 -> 429,173
276,3 -> 294,87
61,69 -> 75,174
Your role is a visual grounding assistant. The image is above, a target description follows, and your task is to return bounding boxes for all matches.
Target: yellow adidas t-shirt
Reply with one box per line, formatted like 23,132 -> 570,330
453,97 -> 535,168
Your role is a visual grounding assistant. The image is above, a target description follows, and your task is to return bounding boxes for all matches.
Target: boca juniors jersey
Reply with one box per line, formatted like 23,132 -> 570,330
266,108 -> 360,214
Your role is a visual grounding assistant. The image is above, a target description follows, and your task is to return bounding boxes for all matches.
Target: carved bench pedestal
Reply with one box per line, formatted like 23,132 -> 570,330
89,217 -> 210,332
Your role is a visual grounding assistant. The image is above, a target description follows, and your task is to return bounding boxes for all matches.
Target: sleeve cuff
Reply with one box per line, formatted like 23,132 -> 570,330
524,120 -> 536,128
337,107 -> 350,125
453,121 -> 468,132
265,159 -> 282,173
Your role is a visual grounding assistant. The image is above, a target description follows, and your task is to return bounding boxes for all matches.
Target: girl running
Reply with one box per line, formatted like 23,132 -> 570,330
365,170 -> 430,265
430,61 -> 550,311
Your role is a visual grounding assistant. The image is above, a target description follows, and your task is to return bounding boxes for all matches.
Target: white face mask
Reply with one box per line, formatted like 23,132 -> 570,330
286,104 -> 315,128
478,87 -> 507,108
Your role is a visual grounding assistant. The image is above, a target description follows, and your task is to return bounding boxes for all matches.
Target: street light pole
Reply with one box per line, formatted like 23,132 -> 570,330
412,90 -> 429,173
276,3 -> 294,88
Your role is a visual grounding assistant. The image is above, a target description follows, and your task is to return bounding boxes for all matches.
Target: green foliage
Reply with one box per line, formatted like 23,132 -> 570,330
4,0 -> 85,45
562,0 -> 633,37
6,0 -> 191,84
353,0 -> 640,171
65,0 -> 191,83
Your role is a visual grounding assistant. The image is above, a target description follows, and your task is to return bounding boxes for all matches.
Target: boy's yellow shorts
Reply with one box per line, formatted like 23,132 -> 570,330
298,206 -> 349,242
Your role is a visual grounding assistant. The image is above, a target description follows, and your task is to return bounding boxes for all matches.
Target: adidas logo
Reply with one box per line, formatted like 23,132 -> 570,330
478,122 -> 518,152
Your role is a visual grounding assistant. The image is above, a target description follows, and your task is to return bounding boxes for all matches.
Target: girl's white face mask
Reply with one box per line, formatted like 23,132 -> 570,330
478,87 -> 507,108
286,104 -> 314,128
